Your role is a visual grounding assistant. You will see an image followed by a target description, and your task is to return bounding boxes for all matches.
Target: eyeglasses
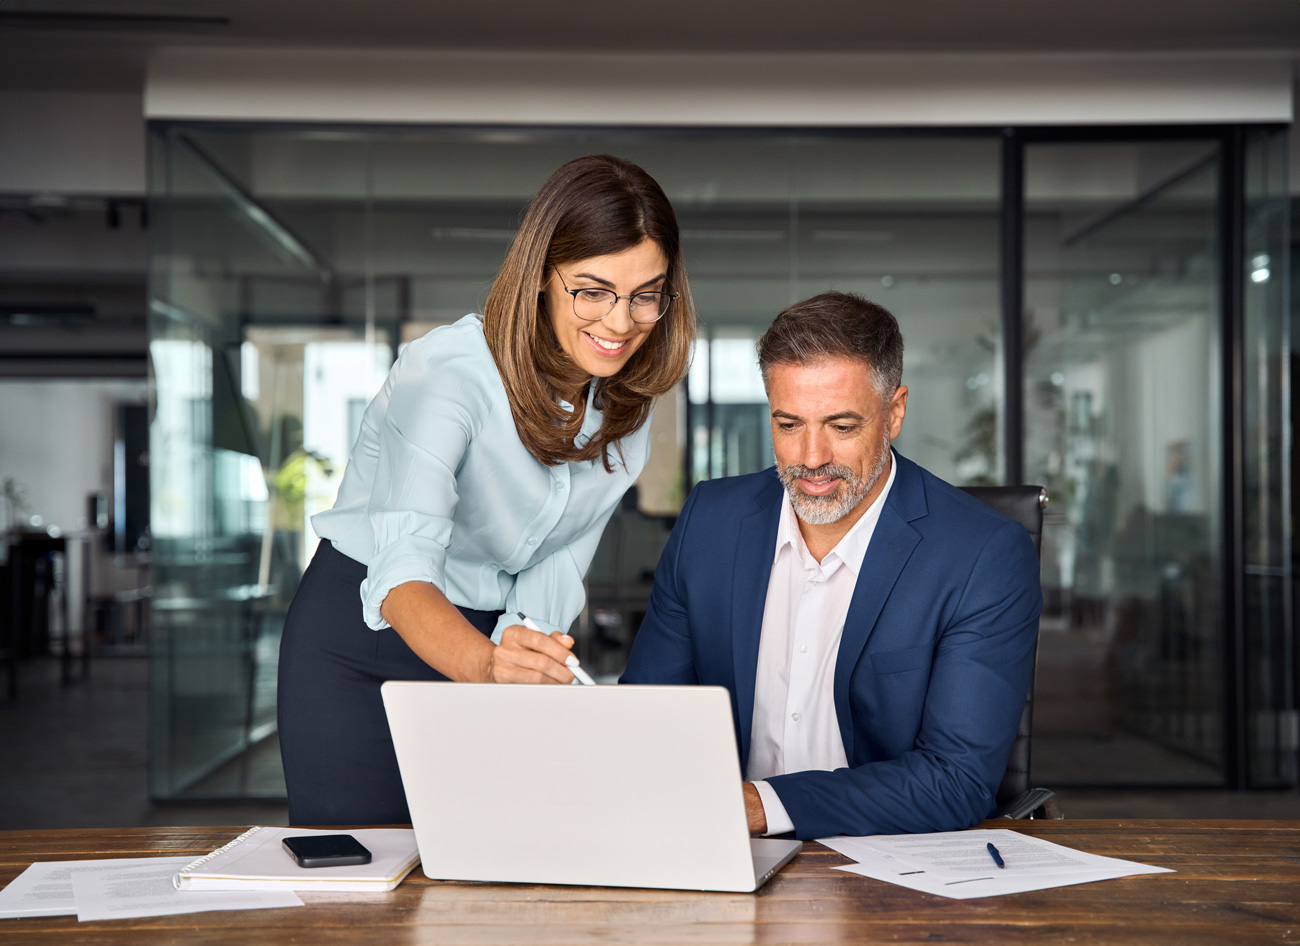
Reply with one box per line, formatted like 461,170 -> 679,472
553,269 -> 676,324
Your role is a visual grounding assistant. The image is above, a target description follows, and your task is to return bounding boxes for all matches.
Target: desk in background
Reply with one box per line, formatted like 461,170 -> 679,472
0,532 -> 72,697
1,821 -> 1296,944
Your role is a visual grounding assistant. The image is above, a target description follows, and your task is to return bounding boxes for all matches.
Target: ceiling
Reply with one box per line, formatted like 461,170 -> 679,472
1,0 -> 1299,92
0,0 -> 1295,377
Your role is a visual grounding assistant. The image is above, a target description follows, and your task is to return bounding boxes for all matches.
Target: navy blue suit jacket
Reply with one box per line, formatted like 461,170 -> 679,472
621,453 -> 1042,839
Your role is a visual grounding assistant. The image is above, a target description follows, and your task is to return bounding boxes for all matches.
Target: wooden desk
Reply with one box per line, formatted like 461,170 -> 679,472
2,820 -> 1296,944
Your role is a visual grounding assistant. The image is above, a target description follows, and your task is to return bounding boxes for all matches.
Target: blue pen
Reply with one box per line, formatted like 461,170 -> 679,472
986,842 -> 1005,868
516,613 -> 596,685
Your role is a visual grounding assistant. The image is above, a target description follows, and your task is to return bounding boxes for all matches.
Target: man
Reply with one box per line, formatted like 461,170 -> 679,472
621,291 -> 1042,840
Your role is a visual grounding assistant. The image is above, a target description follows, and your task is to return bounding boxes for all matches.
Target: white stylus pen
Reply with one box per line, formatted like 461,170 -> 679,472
517,613 -> 596,685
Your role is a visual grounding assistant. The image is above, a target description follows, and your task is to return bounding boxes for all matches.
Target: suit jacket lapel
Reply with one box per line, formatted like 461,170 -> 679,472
731,476 -> 782,773
833,455 -> 926,760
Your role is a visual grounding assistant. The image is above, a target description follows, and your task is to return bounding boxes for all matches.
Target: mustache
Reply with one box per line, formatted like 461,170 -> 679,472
782,462 -> 852,481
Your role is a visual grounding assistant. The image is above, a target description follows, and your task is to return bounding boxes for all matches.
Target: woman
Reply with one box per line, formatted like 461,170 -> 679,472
277,155 -> 696,825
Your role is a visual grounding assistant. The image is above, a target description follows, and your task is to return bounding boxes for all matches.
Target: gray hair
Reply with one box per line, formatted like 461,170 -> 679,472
756,291 -> 904,396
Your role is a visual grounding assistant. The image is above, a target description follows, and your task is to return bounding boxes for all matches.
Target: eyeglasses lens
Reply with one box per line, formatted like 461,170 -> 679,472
571,290 -> 671,323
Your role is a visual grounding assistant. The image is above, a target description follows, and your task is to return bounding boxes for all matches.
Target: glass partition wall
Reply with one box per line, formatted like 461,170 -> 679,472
148,124 -> 1290,801
148,131 -> 397,799
1020,129 -> 1294,789
1022,139 -> 1226,785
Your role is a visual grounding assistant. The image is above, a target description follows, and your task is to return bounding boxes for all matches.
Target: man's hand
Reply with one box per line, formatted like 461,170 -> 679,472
485,624 -> 577,684
743,782 -> 767,836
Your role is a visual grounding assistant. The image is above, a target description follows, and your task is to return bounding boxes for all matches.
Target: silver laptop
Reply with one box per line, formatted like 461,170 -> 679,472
381,681 -> 802,892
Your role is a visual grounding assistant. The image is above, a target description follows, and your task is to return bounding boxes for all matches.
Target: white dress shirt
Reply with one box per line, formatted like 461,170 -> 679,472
748,452 -> 897,836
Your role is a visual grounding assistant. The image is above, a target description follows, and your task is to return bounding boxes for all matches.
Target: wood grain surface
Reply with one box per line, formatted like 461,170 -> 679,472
1,820 -> 1296,944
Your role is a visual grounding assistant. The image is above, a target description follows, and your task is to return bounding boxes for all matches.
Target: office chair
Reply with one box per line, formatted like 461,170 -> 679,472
960,485 -> 1061,820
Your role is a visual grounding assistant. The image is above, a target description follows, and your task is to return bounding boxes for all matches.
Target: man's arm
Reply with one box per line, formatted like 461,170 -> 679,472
627,485 -> 785,835
619,485 -> 705,686
743,782 -> 767,834
765,519 -> 1042,840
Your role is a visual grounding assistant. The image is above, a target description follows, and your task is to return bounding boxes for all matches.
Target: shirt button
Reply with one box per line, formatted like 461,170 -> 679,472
791,712 -> 801,722
527,537 -> 538,546
799,644 -> 808,654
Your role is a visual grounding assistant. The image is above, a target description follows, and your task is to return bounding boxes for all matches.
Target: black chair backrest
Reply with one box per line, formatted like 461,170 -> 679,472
959,486 -> 1046,808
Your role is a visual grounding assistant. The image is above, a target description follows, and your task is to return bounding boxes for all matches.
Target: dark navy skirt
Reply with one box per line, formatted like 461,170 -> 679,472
277,539 -> 499,826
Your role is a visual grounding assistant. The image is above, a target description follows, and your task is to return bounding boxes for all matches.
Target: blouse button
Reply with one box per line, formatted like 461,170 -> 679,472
527,537 -> 538,546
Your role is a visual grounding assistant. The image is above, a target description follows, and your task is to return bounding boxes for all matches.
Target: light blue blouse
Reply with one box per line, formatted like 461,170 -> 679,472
312,314 -> 650,642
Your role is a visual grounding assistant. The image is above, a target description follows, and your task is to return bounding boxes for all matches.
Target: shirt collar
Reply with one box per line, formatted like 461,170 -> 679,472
774,449 -> 899,578
559,380 -> 603,445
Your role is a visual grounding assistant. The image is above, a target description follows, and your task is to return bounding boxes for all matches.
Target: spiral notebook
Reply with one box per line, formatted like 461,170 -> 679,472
172,826 -> 420,892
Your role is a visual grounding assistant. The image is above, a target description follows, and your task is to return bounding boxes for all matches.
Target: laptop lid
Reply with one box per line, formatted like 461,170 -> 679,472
381,681 -> 800,892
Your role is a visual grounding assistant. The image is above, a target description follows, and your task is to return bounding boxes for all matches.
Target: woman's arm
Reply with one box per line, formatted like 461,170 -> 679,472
381,580 -> 578,684
359,326 -> 572,684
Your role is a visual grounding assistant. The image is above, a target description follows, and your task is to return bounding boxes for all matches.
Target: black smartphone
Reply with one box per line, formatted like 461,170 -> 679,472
282,833 -> 373,868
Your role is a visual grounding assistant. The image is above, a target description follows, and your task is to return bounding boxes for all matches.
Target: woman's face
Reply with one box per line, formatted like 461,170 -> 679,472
543,238 -> 668,383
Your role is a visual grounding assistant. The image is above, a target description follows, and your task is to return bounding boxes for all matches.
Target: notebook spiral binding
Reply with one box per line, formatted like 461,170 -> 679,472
171,825 -> 265,888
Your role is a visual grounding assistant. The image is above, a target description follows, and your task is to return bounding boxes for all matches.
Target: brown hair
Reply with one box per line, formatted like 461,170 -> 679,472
756,291 -> 904,396
483,155 -> 696,469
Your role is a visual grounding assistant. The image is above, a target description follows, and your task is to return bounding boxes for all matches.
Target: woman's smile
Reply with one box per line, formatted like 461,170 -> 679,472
582,330 -> 632,355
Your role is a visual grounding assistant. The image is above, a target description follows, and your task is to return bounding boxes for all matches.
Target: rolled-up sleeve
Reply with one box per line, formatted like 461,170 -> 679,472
358,344 -> 485,630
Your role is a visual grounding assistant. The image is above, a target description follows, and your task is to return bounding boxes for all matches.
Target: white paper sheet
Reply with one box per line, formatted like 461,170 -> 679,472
69,857 -> 303,922
2,856 -> 306,922
0,860 -> 85,918
0,856 -> 304,923
819,829 -> 1174,900
0,859 -> 199,919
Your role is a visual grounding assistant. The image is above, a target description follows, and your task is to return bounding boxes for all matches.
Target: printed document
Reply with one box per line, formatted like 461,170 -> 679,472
71,857 -> 302,921
819,829 -> 1174,899
0,857 -> 301,922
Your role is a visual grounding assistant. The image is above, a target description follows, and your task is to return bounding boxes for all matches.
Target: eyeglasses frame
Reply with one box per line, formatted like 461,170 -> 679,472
552,268 -> 677,324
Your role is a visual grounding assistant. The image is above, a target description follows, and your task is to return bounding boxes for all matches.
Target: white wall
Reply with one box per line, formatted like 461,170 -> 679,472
0,379 -> 147,535
145,48 -> 1294,127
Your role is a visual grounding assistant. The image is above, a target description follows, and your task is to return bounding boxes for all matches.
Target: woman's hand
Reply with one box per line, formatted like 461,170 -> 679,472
486,624 -> 578,684
381,581 -> 579,684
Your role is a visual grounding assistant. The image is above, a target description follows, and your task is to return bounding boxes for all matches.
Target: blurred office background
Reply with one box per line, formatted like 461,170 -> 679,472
1,0 -> 1298,826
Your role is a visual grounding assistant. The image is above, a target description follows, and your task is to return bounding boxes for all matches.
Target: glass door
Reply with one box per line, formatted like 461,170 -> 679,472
1023,139 -> 1225,785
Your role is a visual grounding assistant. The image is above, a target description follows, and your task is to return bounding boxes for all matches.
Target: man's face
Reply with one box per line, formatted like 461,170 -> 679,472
767,356 -> 908,526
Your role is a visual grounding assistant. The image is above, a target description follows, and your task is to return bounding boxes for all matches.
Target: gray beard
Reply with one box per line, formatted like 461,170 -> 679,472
777,433 -> 891,526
